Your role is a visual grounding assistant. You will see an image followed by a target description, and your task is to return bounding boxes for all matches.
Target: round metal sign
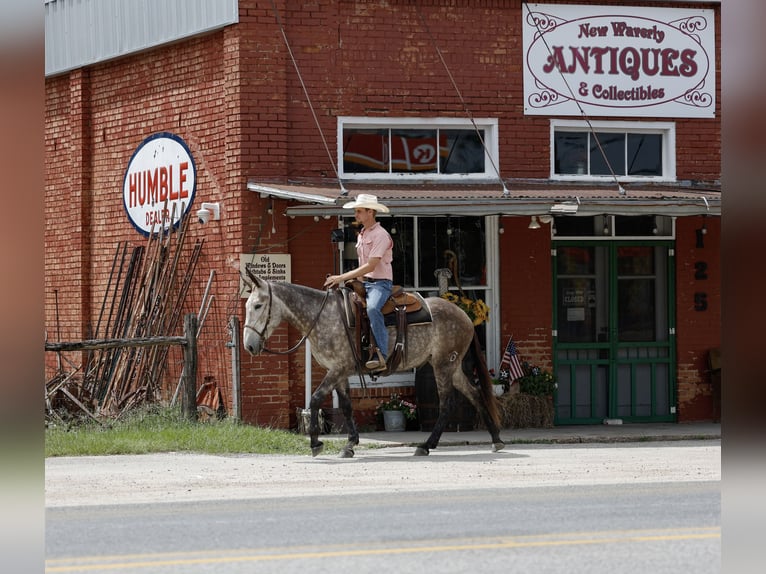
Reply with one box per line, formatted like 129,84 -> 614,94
123,132 -> 197,235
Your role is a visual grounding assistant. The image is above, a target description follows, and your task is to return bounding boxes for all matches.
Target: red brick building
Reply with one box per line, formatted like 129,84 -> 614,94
44,0 -> 721,428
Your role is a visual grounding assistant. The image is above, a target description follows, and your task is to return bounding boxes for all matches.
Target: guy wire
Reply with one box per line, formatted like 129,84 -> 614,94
269,0 -> 347,196
414,5 -> 509,196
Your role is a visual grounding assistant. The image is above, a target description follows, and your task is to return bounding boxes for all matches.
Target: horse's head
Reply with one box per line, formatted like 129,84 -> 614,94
242,264 -> 275,356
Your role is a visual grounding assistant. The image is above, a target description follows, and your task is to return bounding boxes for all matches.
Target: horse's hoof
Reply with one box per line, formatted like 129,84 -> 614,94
338,448 -> 355,459
311,442 -> 324,457
492,442 -> 505,452
414,446 -> 430,456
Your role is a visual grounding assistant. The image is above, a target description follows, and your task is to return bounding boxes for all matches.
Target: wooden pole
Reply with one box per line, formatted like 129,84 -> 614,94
182,313 -> 198,421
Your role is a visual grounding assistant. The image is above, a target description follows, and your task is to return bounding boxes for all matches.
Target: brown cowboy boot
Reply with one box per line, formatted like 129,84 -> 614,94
365,347 -> 387,372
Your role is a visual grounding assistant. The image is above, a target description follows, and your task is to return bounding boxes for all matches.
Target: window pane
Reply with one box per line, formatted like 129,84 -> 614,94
440,129 -> 485,174
554,132 -> 588,174
553,216 -> 603,237
590,132 -> 625,175
557,246 -> 595,275
385,218 -> 414,287
417,217 -> 485,288
618,278 -> 655,341
390,129 -> 438,173
627,133 -> 662,176
617,246 -> 654,276
615,215 -> 656,237
342,129 -> 389,173
557,277 -> 597,342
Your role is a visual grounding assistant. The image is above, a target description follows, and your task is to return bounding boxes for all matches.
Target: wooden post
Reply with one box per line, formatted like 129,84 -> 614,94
182,313 -> 198,421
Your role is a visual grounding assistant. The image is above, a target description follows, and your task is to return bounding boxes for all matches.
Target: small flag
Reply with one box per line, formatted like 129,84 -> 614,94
499,336 -> 524,383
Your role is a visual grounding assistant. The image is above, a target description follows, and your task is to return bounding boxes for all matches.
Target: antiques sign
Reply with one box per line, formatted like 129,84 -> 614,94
522,4 -> 715,118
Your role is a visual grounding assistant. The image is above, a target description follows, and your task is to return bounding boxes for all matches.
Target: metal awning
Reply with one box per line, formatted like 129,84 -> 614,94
247,179 -> 721,218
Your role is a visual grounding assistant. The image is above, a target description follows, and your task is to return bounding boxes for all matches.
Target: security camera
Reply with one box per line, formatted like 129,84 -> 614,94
196,208 -> 211,224
195,202 -> 220,224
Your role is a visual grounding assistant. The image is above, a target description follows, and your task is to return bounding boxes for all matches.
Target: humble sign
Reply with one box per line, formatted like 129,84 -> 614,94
123,132 -> 197,235
240,254 -> 292,298
523,4 -> 715,118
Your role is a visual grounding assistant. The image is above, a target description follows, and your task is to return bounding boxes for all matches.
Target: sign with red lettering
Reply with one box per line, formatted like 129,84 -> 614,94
523,4 -> 715,118
123,132 -> 196,235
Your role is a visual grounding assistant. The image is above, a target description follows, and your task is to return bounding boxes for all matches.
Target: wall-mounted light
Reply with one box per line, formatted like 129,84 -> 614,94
528,215 -> 541,230
701,215 -> 708,235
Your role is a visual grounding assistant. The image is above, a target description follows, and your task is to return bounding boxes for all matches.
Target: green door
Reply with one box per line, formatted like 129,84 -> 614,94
552,242 -> 676,424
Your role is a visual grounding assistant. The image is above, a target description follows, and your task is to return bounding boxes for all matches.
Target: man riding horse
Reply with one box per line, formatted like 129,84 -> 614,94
324,194 -> 393,373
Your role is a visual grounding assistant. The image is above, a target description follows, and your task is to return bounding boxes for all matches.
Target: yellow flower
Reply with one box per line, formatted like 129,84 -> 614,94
441,292 -> 489,326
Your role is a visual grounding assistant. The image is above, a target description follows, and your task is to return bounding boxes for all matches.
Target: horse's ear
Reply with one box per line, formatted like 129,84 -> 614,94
245,263 -> 262,286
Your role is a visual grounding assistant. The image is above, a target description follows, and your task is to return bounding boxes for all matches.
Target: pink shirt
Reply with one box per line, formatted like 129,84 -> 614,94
357,222 -> 393,280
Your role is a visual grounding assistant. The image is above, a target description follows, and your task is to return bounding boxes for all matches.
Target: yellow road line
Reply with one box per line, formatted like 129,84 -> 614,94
46,527 -> 721,572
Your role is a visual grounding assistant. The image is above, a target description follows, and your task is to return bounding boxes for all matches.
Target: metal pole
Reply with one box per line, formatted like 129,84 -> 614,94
305,339 -> 312,409
227,315 -> 241,420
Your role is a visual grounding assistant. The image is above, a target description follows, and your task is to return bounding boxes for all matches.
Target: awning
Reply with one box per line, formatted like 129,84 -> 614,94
247,179 -> 721,218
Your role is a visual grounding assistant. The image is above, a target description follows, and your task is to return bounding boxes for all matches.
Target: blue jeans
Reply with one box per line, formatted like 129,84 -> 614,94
364,279 -> 392,358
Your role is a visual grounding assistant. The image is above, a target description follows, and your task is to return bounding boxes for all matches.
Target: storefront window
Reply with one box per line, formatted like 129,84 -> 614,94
339,117 -> 498,180
342,216 -> 486,293
551,120 -> 673,181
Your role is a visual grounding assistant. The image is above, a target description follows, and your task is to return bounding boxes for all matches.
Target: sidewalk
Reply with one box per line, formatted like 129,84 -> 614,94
356,422 -> 721,448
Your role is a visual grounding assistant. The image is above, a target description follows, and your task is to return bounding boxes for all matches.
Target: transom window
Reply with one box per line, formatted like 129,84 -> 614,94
338,117 -> 498,180
551,120 -> 675,182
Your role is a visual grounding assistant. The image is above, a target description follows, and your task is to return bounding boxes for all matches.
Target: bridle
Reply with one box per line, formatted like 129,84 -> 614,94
244,281 -> 331,355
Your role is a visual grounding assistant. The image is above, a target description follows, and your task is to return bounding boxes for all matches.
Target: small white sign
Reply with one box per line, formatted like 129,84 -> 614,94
523,4 -> 716,118
240,254 -> 292,298
123,132 -> 196,235
567,307 -> 585,322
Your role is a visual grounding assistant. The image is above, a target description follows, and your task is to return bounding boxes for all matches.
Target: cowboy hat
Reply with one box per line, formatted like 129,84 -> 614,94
342,193 -> 390,213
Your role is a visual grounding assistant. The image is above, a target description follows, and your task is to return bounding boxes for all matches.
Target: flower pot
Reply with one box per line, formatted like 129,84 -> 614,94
382,409 -> 406,432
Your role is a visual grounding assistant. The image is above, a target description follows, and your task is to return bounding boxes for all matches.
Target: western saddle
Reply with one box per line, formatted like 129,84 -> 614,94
336,280 -> 431,376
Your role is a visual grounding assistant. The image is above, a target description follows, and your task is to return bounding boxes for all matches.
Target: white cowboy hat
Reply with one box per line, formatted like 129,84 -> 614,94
342,193 -> 390,213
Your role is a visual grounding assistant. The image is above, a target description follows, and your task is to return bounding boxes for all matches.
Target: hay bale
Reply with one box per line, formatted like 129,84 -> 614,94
496,392 -> 554,429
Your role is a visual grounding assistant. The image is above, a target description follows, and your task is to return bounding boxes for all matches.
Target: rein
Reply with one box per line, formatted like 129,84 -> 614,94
244,282 -> 331,355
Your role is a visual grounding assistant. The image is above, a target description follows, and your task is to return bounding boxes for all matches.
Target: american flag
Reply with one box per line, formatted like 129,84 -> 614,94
499,336 -> 524,383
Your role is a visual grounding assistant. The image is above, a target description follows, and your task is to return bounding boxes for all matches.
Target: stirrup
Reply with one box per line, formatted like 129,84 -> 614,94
365,348 -> 387,372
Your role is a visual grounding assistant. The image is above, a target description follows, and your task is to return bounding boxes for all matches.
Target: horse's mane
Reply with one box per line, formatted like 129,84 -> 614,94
270,280 -> 325,299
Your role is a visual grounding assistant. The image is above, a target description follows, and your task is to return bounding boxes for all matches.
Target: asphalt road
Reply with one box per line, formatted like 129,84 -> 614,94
45,441 -> 721,574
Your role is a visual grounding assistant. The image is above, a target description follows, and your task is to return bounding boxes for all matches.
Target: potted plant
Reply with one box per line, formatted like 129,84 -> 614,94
489,369 -> 507,396
376,393 -> 417,432
516,362 -> 557,397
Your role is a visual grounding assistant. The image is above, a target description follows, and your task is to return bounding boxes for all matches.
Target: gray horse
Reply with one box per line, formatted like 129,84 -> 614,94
242,265 -> 504,457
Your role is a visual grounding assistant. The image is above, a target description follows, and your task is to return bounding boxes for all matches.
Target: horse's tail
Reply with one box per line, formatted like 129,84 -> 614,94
468,333 -> 501,429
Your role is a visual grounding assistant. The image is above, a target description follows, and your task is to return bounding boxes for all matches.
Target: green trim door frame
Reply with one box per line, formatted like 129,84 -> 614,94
552,241 -> 676,424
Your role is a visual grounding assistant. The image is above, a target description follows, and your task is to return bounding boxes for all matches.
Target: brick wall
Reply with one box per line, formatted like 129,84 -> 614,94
497,216 -> 554,370
675,215 -> 721,421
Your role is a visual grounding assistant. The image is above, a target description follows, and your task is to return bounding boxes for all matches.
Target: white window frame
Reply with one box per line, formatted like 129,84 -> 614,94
338,116 -> 500,181
550,119 -> 676,183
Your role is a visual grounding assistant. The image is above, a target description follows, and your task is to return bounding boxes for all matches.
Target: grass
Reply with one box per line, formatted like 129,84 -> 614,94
45,405 -> 346,457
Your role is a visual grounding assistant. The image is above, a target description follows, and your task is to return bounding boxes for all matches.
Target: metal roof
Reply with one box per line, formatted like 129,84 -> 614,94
45,0 -> 239,77
247,178 -> 721,218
